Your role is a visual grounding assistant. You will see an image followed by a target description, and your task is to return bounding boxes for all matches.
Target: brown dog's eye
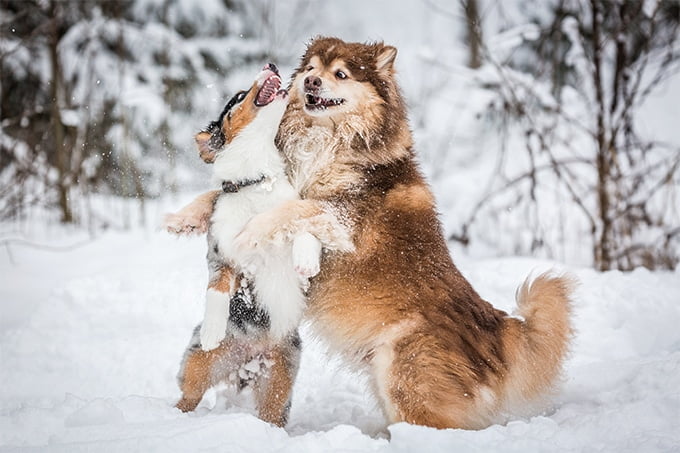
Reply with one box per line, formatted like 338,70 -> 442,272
335,70 -> 347,80
306,65 -> 314,72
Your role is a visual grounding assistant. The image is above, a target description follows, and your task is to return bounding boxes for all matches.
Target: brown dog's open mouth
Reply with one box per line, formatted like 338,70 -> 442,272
304,93 -> 345,110
255,68 -> 287,107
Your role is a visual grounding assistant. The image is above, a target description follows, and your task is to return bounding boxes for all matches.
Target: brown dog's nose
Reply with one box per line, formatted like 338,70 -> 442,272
304,75 -> 322,91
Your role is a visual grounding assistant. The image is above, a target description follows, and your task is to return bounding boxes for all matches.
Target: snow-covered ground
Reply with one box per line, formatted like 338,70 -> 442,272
1,209 -> 679,452
3,0 -> 680,448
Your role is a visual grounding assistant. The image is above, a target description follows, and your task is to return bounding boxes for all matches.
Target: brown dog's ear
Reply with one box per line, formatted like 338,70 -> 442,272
195,131 -> 216,163
376,45 -> 397,77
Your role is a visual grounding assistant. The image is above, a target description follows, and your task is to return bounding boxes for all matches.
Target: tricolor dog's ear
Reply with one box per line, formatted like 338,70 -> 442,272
195,131 -> 216,163
376,45 -> 397,77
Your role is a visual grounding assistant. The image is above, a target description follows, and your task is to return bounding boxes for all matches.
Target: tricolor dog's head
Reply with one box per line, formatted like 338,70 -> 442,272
196,63 -> 288,163
290,37 -> 398,121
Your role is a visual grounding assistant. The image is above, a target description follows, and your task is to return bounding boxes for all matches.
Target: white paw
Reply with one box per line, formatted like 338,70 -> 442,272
200,316 -> 226,351
292,232 -> 322,279
294,254 -> 320,279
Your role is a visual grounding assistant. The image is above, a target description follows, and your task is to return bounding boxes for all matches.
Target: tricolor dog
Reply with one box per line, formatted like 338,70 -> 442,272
165,63 -> 351,426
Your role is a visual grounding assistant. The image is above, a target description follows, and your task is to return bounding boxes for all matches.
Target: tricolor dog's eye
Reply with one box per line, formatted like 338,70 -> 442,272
226,90 -> 249,119
234,91 -> 248,103
335,70 -> 348,80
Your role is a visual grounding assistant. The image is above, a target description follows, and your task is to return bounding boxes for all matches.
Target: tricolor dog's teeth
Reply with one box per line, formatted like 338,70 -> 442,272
255,73 -> 283,106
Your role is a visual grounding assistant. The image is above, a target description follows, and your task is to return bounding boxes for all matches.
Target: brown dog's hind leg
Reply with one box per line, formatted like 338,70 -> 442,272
372,334 -> 497,430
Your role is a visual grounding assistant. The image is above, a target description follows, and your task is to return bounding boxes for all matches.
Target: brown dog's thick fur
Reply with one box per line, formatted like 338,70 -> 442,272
233,37 -> 574,430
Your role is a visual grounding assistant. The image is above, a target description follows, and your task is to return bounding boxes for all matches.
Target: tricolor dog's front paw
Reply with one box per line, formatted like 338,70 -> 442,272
200,289 -> 229,351
292,232 -> 322,279
163,212 -> 208,236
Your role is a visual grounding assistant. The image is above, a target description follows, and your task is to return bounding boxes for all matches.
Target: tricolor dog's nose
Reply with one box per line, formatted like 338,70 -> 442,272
264,63 -> 279,74
304,75 -> 322,91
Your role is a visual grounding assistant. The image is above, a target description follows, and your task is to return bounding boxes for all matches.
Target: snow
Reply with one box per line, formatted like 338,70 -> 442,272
2,0 -> 680,450
1,216 -> 679,452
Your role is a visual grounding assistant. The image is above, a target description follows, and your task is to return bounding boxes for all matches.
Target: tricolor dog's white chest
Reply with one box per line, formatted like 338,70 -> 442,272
210,178 -> 295,258
209,107 -> 296,259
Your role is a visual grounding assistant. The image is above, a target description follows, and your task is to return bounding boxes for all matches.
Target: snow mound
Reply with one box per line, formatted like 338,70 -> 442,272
1,228 -> 679,452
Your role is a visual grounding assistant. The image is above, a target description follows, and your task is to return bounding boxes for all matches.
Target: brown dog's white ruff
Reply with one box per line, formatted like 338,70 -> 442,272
233,37 -> 574,430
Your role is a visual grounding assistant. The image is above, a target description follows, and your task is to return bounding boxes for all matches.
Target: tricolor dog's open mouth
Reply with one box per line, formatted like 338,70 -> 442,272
255,66 -> 287,107
304,93 -> 346,111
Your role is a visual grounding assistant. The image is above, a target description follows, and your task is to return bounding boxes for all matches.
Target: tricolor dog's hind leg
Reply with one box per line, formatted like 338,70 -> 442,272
253,332 -> 301,427
176,327 -> 230,412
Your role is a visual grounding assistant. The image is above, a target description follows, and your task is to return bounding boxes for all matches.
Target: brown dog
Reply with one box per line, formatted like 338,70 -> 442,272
230,37 -> 574,430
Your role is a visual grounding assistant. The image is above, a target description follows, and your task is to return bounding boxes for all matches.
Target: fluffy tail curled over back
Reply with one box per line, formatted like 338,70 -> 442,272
501,272 -> 575,413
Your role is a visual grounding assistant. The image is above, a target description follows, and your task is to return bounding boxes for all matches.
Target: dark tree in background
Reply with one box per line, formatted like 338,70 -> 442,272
455,0 -> 680,271
462,0 -> 484,69
1,0 -> 77,223
0,0 -> 269,227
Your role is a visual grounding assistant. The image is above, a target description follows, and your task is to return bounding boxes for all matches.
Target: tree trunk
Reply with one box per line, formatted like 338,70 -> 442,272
462,0 -> 483,69
591,0 -> 613,271
49,0 -> 73,223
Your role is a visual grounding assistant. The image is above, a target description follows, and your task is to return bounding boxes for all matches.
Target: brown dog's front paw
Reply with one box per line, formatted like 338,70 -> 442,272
232,229 -> 260,256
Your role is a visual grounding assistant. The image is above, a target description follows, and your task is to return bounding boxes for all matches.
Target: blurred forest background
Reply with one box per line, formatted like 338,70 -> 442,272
1,0 -> 679,271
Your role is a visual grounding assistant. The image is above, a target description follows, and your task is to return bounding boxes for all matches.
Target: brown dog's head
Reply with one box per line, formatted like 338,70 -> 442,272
289,37 -> 400,121
196,63 -> 287,163
279,37 -> 411,167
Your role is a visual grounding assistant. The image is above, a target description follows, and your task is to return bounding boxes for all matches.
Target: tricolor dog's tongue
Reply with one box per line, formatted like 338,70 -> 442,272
255,64 -> 286,106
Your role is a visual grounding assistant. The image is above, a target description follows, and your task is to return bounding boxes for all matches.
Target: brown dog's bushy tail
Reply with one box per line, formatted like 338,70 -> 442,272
501,272 -> 575,413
